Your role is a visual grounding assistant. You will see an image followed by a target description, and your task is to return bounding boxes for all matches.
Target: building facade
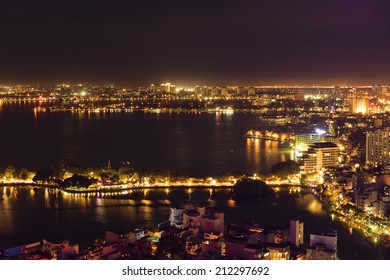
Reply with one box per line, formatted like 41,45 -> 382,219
299,142 -> 339,174
289,220 -> 304,247
366,127 -> 390,167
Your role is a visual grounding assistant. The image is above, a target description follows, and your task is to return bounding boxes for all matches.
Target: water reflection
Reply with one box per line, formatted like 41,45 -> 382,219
227,199 -> 235,208
306,200 -> 325,215
94,204 -> 108,223
245,138 -> 291,172
246,138 -> 260,165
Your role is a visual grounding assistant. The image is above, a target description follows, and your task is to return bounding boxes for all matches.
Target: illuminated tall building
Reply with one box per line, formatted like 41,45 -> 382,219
352,97 -> 369,115
161,82 -> 176,93
299,142 -> 339,174
366,127 -> 390,167
295,134 -> 321,148
295,132 -> 338,151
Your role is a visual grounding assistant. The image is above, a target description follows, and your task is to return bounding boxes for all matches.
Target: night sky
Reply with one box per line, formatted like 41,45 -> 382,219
1,0 -> 390,86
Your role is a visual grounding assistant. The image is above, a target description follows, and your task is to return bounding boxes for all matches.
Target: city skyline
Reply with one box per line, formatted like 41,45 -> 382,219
1,0 -> 390,85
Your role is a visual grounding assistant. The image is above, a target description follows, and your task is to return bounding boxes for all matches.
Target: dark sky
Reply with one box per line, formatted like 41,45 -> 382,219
1,0 -> 390,86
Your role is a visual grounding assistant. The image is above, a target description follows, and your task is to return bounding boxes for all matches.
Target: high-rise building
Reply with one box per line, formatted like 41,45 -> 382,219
299,142 -> 339,174
352,97 -> 370,115
296,132 -> 339,150
295,134 -> 321,147
161,82 -> 176,93
366,127 -> 390,167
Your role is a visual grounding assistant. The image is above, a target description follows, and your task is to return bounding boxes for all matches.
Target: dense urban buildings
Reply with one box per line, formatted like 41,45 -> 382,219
0,202 -> 335,260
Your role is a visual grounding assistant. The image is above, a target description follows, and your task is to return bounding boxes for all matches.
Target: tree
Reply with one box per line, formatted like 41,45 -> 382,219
271,160 -> 300,180
32,170 -> 55,184
156,234 -> 186,260
4,165 -> 16,179
233,178 -> 272,199
118,167 -> 133,182
61,174 -> 95,189
100,172 -> 120,185
130,172 -> 140,183
18,168 -> 29,180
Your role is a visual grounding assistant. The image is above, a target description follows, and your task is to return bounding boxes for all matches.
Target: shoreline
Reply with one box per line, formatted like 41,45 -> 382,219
0,182 -> 304,193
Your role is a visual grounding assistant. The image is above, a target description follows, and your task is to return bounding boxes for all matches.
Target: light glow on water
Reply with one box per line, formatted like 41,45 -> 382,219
306,200 -> 325,215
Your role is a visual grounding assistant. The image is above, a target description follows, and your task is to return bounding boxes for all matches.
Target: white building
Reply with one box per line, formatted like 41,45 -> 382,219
308,231 -> 338,260
42,238 -> 79,260
299,142 -> 339,174
356,189 -> 378,216
310,231 -> 337,251
295,134 -> 322,148
289,220 -> 304,247
129,229 -> 145,244
306,245 -> 337,260
169,202 -> 224,234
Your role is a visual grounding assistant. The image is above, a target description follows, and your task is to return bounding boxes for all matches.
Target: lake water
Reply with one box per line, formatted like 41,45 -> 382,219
0,102 -> 292,175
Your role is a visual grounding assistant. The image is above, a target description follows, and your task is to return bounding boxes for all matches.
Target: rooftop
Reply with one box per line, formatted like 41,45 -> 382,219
310,142 -> 338,149
185,210 -> 201,217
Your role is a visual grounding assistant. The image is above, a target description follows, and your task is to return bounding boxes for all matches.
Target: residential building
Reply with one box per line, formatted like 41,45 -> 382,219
42,238 -> 79,260
170,202 -> 224,233
289,220 -> 304,247
352,97 -> 370,115
265,243 -> 291,260
308,230 -> 338,260
310,230 -> 337,251
299,142 -> 340,174
129,229 -> 145,244
366,127 -> 390,167
82,243 -> 122,260
379,195 -> 390,218
243,243 -> 270,260
356,189 -> 378,216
